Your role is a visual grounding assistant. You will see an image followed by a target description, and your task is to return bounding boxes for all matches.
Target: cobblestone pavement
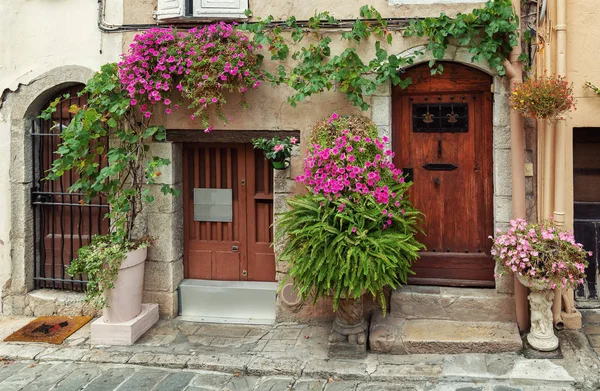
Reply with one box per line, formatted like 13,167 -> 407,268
0,360 -> 585,391
0,316 -> 598,390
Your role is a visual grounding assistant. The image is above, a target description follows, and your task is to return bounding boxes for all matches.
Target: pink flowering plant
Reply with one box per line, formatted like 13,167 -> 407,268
118,23 -> 261,130
276,115 -> 424,311
491,219 -> 590,291
252,136 -> 298,163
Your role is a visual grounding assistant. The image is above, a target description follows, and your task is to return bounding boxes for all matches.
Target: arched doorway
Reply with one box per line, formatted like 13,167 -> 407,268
31,85 -> 109,291
392,62 -> 494,287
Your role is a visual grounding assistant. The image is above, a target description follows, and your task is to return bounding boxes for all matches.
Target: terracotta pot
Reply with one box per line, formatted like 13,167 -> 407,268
102,246 -> 147,324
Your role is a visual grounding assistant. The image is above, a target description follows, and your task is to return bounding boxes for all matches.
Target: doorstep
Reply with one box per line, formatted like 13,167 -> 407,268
178,279 -> 278,324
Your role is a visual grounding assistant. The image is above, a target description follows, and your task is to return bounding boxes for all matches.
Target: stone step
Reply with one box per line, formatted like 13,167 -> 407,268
178,279 -> 277,324
369,313 -> 523,355
390,285 -> 516,323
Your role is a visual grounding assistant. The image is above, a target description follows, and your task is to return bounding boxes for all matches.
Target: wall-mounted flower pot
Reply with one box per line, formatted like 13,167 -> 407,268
271,159 -> 290,170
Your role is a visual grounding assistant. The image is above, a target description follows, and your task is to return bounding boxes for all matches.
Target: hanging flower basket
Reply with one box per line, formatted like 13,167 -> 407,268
510,76 -> 575,122
252,136 -> 298,170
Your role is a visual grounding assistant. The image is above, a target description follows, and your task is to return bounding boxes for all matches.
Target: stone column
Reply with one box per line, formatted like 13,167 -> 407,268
143,142 -> 184,318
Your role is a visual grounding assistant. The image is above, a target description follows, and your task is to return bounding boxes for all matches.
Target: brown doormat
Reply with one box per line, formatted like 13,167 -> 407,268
3,316 -> 92,345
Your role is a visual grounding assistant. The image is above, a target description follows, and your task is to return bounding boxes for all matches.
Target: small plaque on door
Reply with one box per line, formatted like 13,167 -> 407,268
193,188 -> 233,222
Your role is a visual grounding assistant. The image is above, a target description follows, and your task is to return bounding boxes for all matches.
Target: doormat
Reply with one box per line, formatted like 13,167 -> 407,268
3,316 -> 92,345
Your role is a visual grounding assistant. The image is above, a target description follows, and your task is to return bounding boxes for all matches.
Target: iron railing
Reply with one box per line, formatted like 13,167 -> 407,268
31,87 -> 109,291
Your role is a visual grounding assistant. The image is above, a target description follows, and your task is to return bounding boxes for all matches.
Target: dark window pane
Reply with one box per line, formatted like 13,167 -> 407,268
412,103 -> 468,133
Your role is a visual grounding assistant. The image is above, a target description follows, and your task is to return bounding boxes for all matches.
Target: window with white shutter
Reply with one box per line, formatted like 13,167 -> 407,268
192,0 -> 248,18
155,0 -> 248,20
156,0 -> 185,20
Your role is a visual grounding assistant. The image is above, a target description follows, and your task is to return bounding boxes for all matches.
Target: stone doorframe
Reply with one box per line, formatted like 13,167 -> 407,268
1,66 -> 97,315
368,45 -> 517,294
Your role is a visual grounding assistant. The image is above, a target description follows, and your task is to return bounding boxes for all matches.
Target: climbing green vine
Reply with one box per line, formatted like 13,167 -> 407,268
239,0 -> 520,110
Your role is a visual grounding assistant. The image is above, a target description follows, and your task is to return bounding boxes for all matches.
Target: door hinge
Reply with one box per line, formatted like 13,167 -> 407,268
490,83 -> 495,93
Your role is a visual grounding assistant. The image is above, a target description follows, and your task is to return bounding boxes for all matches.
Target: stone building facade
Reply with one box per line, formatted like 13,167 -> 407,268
1,0 -> 596,339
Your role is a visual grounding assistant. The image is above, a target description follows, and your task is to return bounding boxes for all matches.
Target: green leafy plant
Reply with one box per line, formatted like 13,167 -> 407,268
403,0 -> 519,76
40,63 -> 178,308
585,81 -> 600,95
277,115 -> 424,311
252,135 -> 298,163
66,234 -> 148,309
240,0 -> 519,110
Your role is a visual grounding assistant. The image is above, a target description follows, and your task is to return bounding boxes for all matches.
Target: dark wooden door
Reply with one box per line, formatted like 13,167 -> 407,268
392,62 -> 494,286
183,143 -> 275,282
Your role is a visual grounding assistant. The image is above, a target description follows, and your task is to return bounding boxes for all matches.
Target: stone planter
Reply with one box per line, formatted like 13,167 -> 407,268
103,246 -> 147,324
328,296 -> 368,358
517,275 -> 559,351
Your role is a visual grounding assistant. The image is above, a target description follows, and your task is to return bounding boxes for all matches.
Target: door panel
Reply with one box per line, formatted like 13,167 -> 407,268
246,146 -> 276,281
392,62 -> 494,286
183,144 -> 247,280
183,143 -> 275,282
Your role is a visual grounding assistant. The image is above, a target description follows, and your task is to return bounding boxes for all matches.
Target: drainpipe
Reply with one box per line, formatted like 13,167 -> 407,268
553,0 -> 567,229
552,0 -> 570,328
505,0 -> 529,332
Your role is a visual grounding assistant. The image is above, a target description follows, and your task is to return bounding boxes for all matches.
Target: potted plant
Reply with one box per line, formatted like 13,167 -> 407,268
41,63 -> 177,322
491,219 -> 589,351
119,24 -> 262,132
510,75 -> 575,122
252,136 -> 298,170
276,114 -> 424,357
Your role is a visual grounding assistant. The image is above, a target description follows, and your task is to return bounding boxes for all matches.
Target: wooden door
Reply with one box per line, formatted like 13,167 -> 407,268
392,62 -> 494,286
183,143 -> 275,282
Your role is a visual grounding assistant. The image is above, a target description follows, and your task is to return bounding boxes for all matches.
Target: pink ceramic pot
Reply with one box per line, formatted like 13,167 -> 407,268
102,246 -> 147,324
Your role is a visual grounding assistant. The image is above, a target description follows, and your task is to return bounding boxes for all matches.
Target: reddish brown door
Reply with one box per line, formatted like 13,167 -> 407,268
392,62 -> 495,287
183,143 -> 275,282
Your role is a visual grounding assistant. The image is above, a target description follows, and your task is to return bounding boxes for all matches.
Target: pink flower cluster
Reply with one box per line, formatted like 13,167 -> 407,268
118,23 -> 261,129
491,219 -> 590,290
296,123 -> 407,229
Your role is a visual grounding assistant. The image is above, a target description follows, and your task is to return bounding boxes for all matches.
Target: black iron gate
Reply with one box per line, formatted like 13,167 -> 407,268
31,85 -> 109,291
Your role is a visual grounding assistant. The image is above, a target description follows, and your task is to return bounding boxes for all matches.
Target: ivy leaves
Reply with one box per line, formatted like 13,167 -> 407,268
404,0 -> 519,76
240,0 -> 519,109
41,63 -> 177,243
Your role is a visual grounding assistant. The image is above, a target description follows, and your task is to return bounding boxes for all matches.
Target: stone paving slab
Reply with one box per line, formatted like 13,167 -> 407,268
0,316 -> 598,389
0,360 -> 589,391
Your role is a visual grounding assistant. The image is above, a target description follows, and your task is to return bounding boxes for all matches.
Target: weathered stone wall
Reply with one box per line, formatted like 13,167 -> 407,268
1,0 -> 535,321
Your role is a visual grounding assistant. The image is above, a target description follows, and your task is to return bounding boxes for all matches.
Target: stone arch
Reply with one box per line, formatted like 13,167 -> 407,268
1,66 -> 94,313
368,45 -> 514,294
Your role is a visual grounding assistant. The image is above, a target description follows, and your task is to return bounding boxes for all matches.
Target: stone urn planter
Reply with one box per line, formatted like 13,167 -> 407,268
102,246 -> 147,323
328,296 -> 368,358
518,275 -> 559,352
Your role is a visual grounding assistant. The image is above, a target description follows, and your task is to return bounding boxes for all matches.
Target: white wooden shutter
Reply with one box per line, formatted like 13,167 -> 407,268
193,0 -> 248,17
155,0 -> 185,20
